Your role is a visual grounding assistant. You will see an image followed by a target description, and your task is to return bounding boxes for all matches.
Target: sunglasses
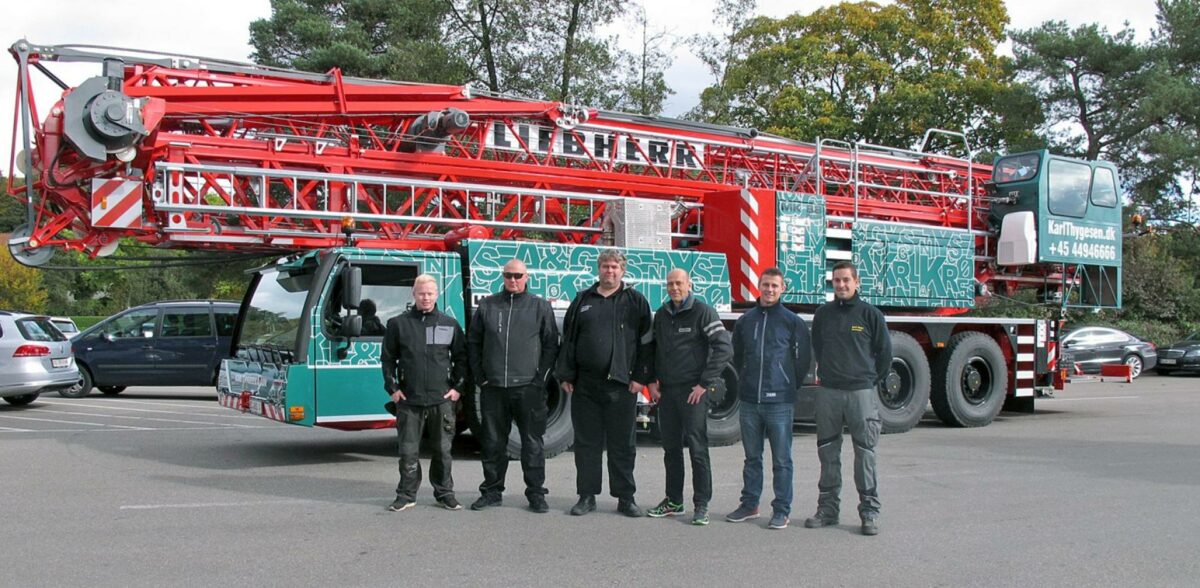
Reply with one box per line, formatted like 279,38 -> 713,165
502,272 -> 526,280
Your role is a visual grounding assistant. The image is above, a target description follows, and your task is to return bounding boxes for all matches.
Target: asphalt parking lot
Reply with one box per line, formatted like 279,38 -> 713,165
3,374 -> 1199,587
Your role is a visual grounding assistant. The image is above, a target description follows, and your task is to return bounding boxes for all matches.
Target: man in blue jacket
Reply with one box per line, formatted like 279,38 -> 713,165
804,261 -> 891,536
725,268 -> 811,530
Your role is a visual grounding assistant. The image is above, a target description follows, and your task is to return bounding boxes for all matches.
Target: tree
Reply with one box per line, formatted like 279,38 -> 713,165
0,246 -> 47,313
688,0 -> 759,123
613,4 -> 674,115
691,0 -> 1027,155
249,0 -> 470,83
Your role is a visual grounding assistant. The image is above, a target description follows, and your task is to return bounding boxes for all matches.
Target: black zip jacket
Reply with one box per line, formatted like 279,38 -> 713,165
381,306 -> 467,406
812,293 -> 892,390
555,282 -> 653,386
732,301 -> 812,404
648,295 -> 733,389
468,288 -> 560,388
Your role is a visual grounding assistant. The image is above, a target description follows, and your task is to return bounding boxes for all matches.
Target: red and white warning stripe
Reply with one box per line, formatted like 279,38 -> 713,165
1014,323 -> 1037,397
736,189 -> 766,302
90,178 -> 143,229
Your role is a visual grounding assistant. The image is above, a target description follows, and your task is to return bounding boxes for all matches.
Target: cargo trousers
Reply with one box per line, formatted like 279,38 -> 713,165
814,387 -> 882,518
395,401 -> 456,502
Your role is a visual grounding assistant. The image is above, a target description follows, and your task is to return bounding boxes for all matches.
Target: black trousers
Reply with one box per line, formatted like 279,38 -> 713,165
657,384 -> 712,507
572,377 -> 637,499
478,383 -> 548,499
395,401 -> 455,502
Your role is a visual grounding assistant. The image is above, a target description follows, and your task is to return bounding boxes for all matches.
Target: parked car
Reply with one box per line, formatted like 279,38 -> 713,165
1061,326 -> 1157,379
62,300 -> 239,398
1156,332 -> 1200,375
50,316 -> 80,339
1,311 -> 80,405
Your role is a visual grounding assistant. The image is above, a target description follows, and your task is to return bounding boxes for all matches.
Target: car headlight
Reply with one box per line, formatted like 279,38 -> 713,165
1186,349 -> 1200,357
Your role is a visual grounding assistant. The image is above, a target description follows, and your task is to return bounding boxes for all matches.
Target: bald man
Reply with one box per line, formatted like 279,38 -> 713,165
645,269 -> 732,525
468,259 -> 559,513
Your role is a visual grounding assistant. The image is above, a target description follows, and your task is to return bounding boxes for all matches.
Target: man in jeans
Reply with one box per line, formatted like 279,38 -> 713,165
555,249 -> 654,518
468,259 -> 559,513
804,261 -> 891,536
725,268 -> 811,529
381,274 -> 468,512
645,268 -> 733,525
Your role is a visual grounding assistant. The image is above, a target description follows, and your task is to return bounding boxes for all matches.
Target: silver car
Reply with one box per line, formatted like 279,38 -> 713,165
0,311 -> 80,405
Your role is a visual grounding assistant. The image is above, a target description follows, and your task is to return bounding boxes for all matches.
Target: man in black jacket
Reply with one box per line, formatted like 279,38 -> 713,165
645,269 -> 732,526
468,259 -> 559,513
381,274 -> 468,513
804,261 -> 891,536
555,249 -> 653,518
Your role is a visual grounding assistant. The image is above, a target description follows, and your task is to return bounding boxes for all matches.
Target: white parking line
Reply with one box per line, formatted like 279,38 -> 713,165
91,398 -> 229,411
120,499 -> 319,510
26,407 -> 258,428
0,425 -> 33,432
1042,395 -> 1141,402
39,399 -> 258,419
0,414 -> 149,429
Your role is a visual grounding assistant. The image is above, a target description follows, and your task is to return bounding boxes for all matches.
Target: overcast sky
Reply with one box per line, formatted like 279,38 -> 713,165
2,0 -> 1160,172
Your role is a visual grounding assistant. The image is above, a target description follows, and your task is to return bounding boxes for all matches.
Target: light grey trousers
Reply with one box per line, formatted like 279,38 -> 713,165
814,386 -> 882,518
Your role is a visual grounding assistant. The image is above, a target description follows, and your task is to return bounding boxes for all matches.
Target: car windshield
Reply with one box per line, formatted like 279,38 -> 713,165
238,268 -> 311,348
53,320 -> 78,333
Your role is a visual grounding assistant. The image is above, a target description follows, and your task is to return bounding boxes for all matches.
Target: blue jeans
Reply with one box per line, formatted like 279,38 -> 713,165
738,401 -> 795,515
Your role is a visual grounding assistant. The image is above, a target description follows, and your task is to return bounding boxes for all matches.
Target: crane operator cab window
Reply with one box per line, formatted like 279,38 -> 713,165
1047,159 -> 1092,218
323,264 -> 419,338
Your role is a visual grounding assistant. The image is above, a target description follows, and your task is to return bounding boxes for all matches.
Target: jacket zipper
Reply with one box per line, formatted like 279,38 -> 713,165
504,294 -> 513,385
757,309 -> 767,403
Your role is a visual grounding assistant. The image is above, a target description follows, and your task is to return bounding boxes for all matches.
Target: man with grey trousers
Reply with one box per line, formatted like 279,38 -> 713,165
805,260 -> 892,536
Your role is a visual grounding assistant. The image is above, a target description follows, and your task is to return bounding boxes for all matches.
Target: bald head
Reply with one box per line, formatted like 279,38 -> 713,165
502,258 -> 528,293
666,268 -> 692,304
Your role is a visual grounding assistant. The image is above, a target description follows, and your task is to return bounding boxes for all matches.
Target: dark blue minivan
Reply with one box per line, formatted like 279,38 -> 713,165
62,300 -> 239,397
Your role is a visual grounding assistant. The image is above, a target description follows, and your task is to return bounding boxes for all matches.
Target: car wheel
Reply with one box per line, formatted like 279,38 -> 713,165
1122,354 -> 1144,379
706,365 -> 742,447
59,368 -> 93,398
931,332 -> 1008,428
3,393 -> 39,406
98,385 -> 127,396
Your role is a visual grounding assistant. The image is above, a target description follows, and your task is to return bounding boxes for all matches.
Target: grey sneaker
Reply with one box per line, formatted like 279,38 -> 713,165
692,505 -> 710,526
803,510 -> 839,528
647,498 -> 685,518
861,517 -> 879,536
725,504 -> 760,522
437,496 -> 463,511
768,512 -> 790,529
387,498 -> 415,512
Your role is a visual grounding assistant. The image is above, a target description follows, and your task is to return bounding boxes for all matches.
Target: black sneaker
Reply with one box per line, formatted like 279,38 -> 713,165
569,495 -> 596,516
803,510 -> 839,528
861,517 -> 879,536
725,504 -> 760,522
647,498 -> 685,518
471,495 -> 502,511
528,495 -> 549,514
387,498 -> 415,512
617,498 -> 644,518
437,496 -> 463,511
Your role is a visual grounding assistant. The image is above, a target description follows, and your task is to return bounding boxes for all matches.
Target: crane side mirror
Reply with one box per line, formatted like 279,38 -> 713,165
341,266 -> 362,310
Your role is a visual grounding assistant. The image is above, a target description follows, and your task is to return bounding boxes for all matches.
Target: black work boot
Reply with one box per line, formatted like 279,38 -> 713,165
861,516 -> 879,536
569,495 -> 596,516
528,495 -> 549,514
803,510 -> 839,528
617,498 -> 644,518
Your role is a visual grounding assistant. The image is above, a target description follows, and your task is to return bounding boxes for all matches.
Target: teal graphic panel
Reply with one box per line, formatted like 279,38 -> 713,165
776,192 -> 827,304
464,239 -> 731,311
852,221 -> 974,308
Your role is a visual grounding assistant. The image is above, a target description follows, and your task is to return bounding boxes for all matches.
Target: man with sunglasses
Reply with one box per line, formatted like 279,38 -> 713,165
468,259 -> 560,513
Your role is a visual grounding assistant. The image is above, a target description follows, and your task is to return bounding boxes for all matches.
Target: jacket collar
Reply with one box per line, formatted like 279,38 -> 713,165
666,294 -> 694,315
835,292 -> 861,307
408,304 -> 439,317
497,287 -> 528,301
586,281 -> 628,298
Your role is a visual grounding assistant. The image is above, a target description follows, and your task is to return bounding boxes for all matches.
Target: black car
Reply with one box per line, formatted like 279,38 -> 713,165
1156,332 -> 1200,375
62,300 -> 239,397
1061,326 -> 1157,379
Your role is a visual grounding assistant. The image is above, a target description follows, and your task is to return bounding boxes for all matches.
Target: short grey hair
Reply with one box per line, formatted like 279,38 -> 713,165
597,249 -> 627,270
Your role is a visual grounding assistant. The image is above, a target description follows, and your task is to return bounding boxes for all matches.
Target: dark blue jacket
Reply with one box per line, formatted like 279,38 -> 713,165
731,301 -> 812,404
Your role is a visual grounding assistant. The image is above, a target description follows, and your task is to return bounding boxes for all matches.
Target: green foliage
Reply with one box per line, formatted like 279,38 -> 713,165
691,0 -> 1029,156
0,248 -> 47,312
250,0 -> 470,83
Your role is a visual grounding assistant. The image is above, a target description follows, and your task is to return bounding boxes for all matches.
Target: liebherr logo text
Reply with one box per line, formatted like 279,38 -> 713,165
1047,220 -> 1116,242
487,121 -> 705,170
